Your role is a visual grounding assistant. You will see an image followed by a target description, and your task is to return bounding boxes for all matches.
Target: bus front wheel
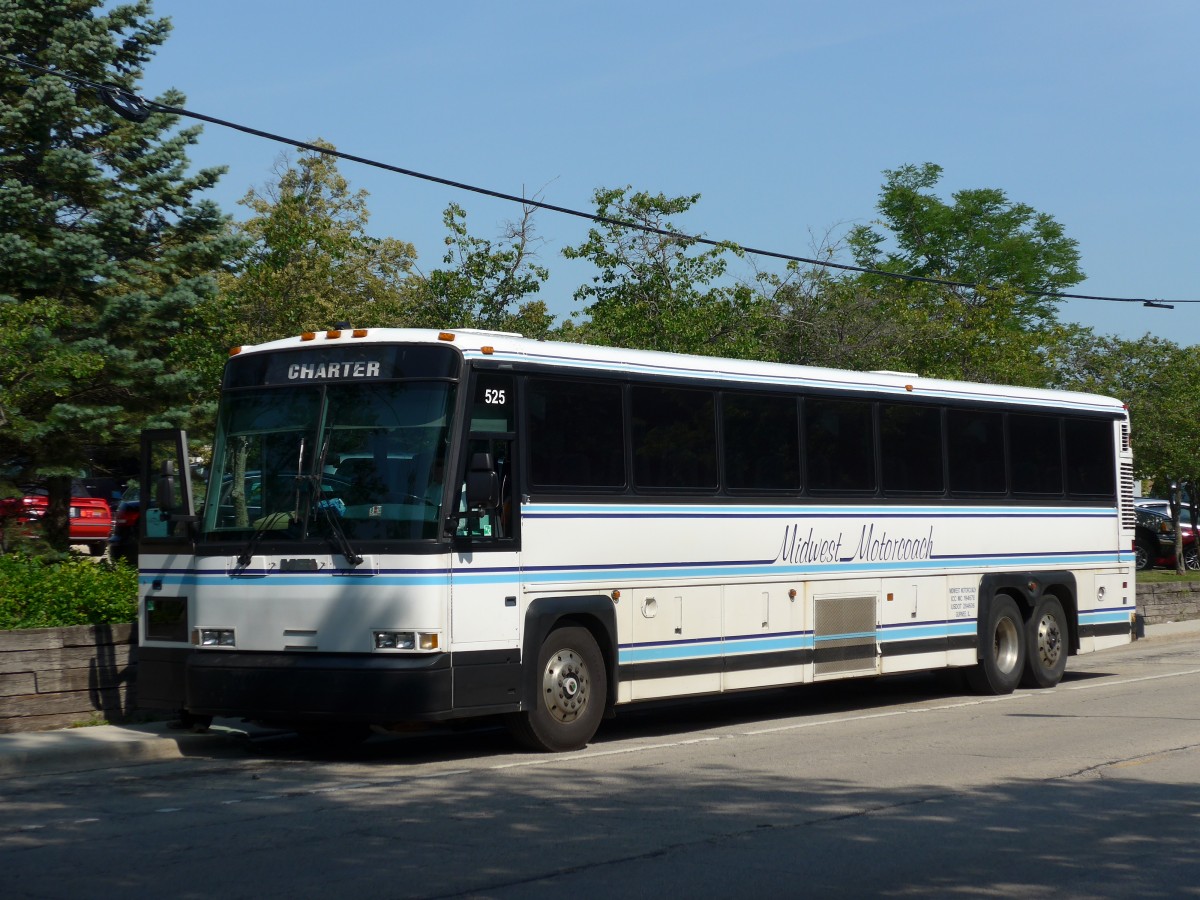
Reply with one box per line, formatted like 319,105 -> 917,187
966,595 -> 1025,695
509,626 -> 606,752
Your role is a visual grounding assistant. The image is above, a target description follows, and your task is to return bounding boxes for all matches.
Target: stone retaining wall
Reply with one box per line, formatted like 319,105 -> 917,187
0,584 -> 1197,734
0,624 -> 135,734
1136,581 -> 1200,625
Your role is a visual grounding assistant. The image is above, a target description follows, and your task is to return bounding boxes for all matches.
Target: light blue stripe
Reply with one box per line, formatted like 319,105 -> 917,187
621,621 -> 981,666
142,549 -> 1128,590
620,642 -> 722,663
880,622 -> 977,642
524,504 -> 1117,519
1079,609 -> 1136,624
723,634 -> 815,655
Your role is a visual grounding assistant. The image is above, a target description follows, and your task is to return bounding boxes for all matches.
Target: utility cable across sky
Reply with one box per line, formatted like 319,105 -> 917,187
1,53 -> 1189,310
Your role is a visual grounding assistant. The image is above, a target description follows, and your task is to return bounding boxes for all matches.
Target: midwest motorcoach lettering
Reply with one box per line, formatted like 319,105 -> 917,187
852,523 -> 934,563
777,524 -> 843,564
777,523 -> 935,565
287,361 -> 381,380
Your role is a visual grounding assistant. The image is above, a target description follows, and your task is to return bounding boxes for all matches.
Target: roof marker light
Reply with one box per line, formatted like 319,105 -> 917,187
326,329 -> 342,339
438,332 -> 455,342
352,329 -> 368,338
228,346 -> 243,356
300,331 -> 316,341
482,346 -> 494,355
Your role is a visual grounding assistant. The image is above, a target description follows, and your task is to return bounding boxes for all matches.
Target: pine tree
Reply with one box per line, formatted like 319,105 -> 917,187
0,0 -> 236,550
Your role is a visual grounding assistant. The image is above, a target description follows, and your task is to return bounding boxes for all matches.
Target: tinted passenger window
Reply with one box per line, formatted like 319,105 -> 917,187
947,409 -> 1006,494
1065,418 -> 1116,497
881,404 -> 944,494
528,379 -> 626,489
722,393 -> 800,492
1010,414 -> 1063,495
632,385 -> 717,491
805,398 -> 875,492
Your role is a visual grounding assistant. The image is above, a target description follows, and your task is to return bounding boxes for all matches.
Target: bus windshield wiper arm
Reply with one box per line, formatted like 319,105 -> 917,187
314,491 -> 363,566
307,437 -> 363,566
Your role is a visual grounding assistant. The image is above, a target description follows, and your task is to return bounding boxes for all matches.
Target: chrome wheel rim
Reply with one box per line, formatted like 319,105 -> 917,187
994,616 -> 1020,675
541,647 -> 590,724
1034,612 -> 1063,670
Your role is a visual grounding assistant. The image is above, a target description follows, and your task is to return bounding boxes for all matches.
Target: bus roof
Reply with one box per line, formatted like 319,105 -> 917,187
234,328 -> 1127,415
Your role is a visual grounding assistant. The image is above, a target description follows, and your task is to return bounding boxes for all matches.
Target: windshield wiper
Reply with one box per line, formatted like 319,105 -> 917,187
235,501 -> 289,567
309,436 -> 363,566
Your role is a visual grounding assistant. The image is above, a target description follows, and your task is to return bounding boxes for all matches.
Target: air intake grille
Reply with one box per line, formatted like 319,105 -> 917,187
1120,462 -> 1136,531
814,595 -> 878,677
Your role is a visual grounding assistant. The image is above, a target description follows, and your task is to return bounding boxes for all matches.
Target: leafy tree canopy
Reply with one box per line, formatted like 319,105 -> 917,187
218,140 -> 416,345
563,187 -> 771,358
847,162 -> 1085,329
0,0 -> 235,548
401,201 -> 553,338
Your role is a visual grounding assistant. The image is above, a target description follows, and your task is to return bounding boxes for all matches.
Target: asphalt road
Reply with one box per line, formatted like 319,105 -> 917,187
2,633 -> 1198,899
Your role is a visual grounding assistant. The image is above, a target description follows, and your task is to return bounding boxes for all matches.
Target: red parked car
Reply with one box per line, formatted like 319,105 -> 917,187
0,485 -> 114,556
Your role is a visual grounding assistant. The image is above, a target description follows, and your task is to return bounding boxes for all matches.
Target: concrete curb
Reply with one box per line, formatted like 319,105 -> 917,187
0,720 -> 252,778
2,621 -> 1198,779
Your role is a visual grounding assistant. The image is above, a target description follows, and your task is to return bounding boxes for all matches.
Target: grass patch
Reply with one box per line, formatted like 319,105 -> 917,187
1137,569 -> 1200,584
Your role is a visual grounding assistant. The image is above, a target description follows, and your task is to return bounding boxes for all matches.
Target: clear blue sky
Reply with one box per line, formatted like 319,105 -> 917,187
140,0 -> 1200,343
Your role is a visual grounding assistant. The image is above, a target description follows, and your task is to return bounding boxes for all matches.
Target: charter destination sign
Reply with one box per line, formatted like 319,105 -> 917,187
777,523 -> 935,565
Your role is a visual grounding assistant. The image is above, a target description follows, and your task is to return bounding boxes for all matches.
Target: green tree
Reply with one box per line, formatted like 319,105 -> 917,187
402,201 -> 552,337
755,229 -> 907,371
1060,332 -> 1200,487
219,141 -> 417,345
1061,331 -> 1200,573
563,187 -> 771,357
0,0 -> 235,550
844,163 -> 1085,384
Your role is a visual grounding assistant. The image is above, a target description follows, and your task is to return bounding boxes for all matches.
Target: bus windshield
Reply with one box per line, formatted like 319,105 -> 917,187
202,380 -> 456,543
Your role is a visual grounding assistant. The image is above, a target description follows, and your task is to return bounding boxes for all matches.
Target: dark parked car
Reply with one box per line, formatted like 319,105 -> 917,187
1134,506 -> 1198,571
108,486 -> 141,564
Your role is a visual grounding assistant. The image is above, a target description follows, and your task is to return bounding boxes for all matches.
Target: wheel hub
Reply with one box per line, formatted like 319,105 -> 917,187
1036,615 -> 1062,667
994,616 -> 1020,675
542,648 -> 590,724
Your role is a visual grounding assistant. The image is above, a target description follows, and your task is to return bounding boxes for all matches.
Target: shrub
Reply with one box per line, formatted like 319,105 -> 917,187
0,554 -> 138,629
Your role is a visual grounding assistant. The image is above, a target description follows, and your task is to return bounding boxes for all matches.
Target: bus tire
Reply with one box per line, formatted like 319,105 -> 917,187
965,595 -> 1025,695
509,626 -> 606,752
1021,596 -> 1068,689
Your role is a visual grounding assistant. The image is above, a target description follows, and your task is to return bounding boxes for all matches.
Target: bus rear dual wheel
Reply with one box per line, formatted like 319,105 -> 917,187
967,594 -> 1067,694
508,626 -> 606,753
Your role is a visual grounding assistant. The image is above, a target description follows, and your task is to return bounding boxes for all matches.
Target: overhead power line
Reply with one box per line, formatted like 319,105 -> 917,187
2,54 -> 1190,309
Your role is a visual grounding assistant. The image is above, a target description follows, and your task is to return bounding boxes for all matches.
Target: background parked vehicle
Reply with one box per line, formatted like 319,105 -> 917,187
1134,506 -> 1199,571
107,485 -> 141,564
1133,497 -> 1195,525
0,482 -> 114,555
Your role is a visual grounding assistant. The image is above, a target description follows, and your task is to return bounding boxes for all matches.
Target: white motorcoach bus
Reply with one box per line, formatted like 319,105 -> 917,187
137,328 -> 1136,751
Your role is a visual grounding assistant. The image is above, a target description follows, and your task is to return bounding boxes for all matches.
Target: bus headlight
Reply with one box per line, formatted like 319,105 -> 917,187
373,630 -> 440,651
375,630 -> 415,650
195,628 -> 236,647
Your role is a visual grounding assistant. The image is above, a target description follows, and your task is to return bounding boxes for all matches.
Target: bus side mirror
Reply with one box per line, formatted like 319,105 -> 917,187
156,459 -> 177,515
465,452 -> 499,510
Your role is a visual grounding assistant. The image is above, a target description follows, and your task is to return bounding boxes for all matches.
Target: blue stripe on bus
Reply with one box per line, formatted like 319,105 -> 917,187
522,505 -> 1118,519
617,619 -> 986,665
140,549 -> 1130,588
